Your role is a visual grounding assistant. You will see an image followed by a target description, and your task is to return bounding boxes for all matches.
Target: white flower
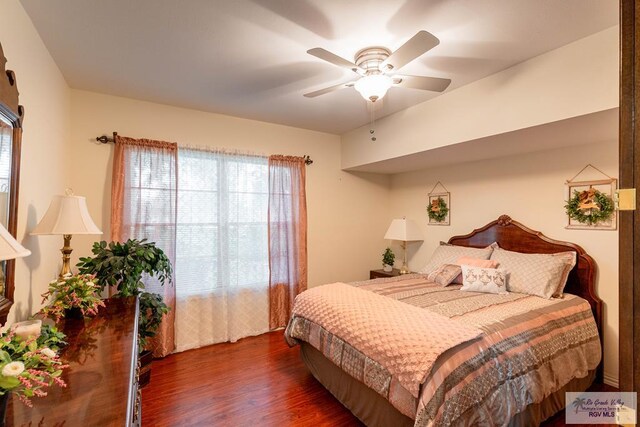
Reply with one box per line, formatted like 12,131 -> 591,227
2,361 -> 25,377
41,348 -> 57,358
86,282 -> 95,288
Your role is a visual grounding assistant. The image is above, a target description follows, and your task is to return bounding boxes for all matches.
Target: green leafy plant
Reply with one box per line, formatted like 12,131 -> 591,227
77,240 -> 172,296
40,274 -> 105,321
138,292 -> 170,349
565,189 -> 614,225
36,325 -> 68,352
382,247 -> 395,267
77,239 -> 173,350
427,197 -> 449,222
0,324 -> 68,406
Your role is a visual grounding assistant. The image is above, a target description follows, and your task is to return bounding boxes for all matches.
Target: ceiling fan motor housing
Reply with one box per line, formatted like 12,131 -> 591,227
355,47 -> 391,74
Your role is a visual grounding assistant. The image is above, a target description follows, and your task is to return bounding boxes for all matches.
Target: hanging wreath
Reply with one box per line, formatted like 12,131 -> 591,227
565,189 -> 614,225
427,197 -> 449,223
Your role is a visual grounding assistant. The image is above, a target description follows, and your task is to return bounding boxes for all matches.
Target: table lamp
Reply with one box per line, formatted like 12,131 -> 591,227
31,190 -> 102,279
0,223 -> 31,295
0,224 -> 31,261
384,217 -> 423,274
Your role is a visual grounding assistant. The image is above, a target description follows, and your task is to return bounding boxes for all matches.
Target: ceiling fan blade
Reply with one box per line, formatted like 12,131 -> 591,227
382,30 -> 440,72
303,80 -> 357,98
393,74 -> 451,92
307,48 -> 363,74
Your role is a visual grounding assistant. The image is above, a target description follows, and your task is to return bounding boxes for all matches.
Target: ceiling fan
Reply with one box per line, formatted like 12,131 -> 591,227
304,30 -> 451,103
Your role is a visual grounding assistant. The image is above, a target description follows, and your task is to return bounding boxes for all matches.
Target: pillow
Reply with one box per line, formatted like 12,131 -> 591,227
457,257 -> 499,268
460,266 -> 508,294
418,243 -> 495,275
427,264 -> 461,286
554,258 -> 577,297
452,257 -> 500,284
489,248 -> 577,299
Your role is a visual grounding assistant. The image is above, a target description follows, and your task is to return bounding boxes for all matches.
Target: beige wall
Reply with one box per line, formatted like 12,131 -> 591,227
342,26 -> 618,170
387,140 -> 619,386
69,90 -> 390,288
0,0 -> 71,323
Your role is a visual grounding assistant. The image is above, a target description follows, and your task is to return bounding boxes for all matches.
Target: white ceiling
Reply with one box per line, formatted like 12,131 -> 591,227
20,0 -> 618,135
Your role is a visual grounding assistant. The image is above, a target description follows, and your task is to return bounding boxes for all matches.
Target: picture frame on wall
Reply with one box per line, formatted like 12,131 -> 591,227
427,191 -> 450,226
565,178 -> 617,230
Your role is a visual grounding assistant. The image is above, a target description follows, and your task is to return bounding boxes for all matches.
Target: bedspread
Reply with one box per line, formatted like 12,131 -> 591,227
284,275 -> 601,426
286,282 -> 482,398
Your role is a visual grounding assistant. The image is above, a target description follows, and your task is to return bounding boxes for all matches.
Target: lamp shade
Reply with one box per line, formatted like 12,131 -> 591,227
384,218 -> 423,242
31,194 -> 102,235
0,224 -> 30,261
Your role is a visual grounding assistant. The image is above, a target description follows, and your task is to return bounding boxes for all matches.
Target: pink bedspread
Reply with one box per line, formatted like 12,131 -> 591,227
291,282 -> 482,397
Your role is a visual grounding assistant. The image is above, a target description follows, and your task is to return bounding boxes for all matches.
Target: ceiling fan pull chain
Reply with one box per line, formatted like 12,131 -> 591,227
369,101 -> 377,142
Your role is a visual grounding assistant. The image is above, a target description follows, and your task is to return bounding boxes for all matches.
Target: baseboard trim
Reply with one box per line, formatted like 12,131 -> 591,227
603,372 -> 619,389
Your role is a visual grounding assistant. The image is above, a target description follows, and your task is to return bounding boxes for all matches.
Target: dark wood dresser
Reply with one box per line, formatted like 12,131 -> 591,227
6,297 -> 141,426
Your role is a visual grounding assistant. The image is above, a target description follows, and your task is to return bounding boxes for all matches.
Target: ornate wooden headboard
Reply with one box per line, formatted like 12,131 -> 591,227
448,215 -> 602,363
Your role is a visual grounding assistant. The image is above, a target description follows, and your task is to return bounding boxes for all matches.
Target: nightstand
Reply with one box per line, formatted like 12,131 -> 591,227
370,268 -> 402,279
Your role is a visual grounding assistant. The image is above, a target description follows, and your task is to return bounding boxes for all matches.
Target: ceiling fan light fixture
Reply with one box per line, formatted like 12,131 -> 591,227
354,74 -> 393,102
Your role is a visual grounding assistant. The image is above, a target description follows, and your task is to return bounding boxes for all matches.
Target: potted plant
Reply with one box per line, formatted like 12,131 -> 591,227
382,248 -> 395,272
77,239 -> 173,387
77,240 -> 172,297
40,274 -> 105,321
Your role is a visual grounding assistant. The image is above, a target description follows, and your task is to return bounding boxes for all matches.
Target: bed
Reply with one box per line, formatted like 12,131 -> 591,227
284,215 -> 603,427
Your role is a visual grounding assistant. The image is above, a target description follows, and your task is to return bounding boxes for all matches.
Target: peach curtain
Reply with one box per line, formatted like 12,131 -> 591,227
111,135 -> 178,357
268,155 -> 307,329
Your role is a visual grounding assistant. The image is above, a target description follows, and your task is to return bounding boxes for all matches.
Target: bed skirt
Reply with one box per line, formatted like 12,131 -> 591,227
300,342 -> 596,427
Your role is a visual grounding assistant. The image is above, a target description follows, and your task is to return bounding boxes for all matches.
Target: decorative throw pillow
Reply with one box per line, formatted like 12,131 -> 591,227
489,248 -> 577,299
418,243 -> 495,275
460,266 -> 509,294
554,258 -> 577,297
427,264 -> 462,286
451,257 -> 500,284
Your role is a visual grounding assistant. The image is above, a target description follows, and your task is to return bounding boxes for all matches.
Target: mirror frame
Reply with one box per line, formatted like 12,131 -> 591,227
0,42 -> 24,325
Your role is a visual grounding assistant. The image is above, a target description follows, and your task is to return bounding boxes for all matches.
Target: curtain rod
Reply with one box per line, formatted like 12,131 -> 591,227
96,132 -> 313,165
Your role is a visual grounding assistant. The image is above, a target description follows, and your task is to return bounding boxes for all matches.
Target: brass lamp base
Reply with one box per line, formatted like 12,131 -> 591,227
59,234 -> 73,280
399,241 -> 410,274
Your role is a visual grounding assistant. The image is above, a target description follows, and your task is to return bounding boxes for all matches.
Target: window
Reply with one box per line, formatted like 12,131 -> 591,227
175,149 -> 269,296
173,149 -> 271,350
118,142 -> 306,351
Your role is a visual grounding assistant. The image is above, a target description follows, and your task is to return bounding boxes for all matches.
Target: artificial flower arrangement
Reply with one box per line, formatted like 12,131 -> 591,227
40,274 -> 105,321
0,321 -> 68,406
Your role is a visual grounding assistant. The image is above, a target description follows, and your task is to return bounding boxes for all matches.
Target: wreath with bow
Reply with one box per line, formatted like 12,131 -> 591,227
427,197 -> 449,222
565,188 -> 614,225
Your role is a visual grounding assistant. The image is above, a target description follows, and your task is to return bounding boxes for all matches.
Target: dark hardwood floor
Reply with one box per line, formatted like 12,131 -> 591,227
142,331 -> 363,426
142,331 -> 616,426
